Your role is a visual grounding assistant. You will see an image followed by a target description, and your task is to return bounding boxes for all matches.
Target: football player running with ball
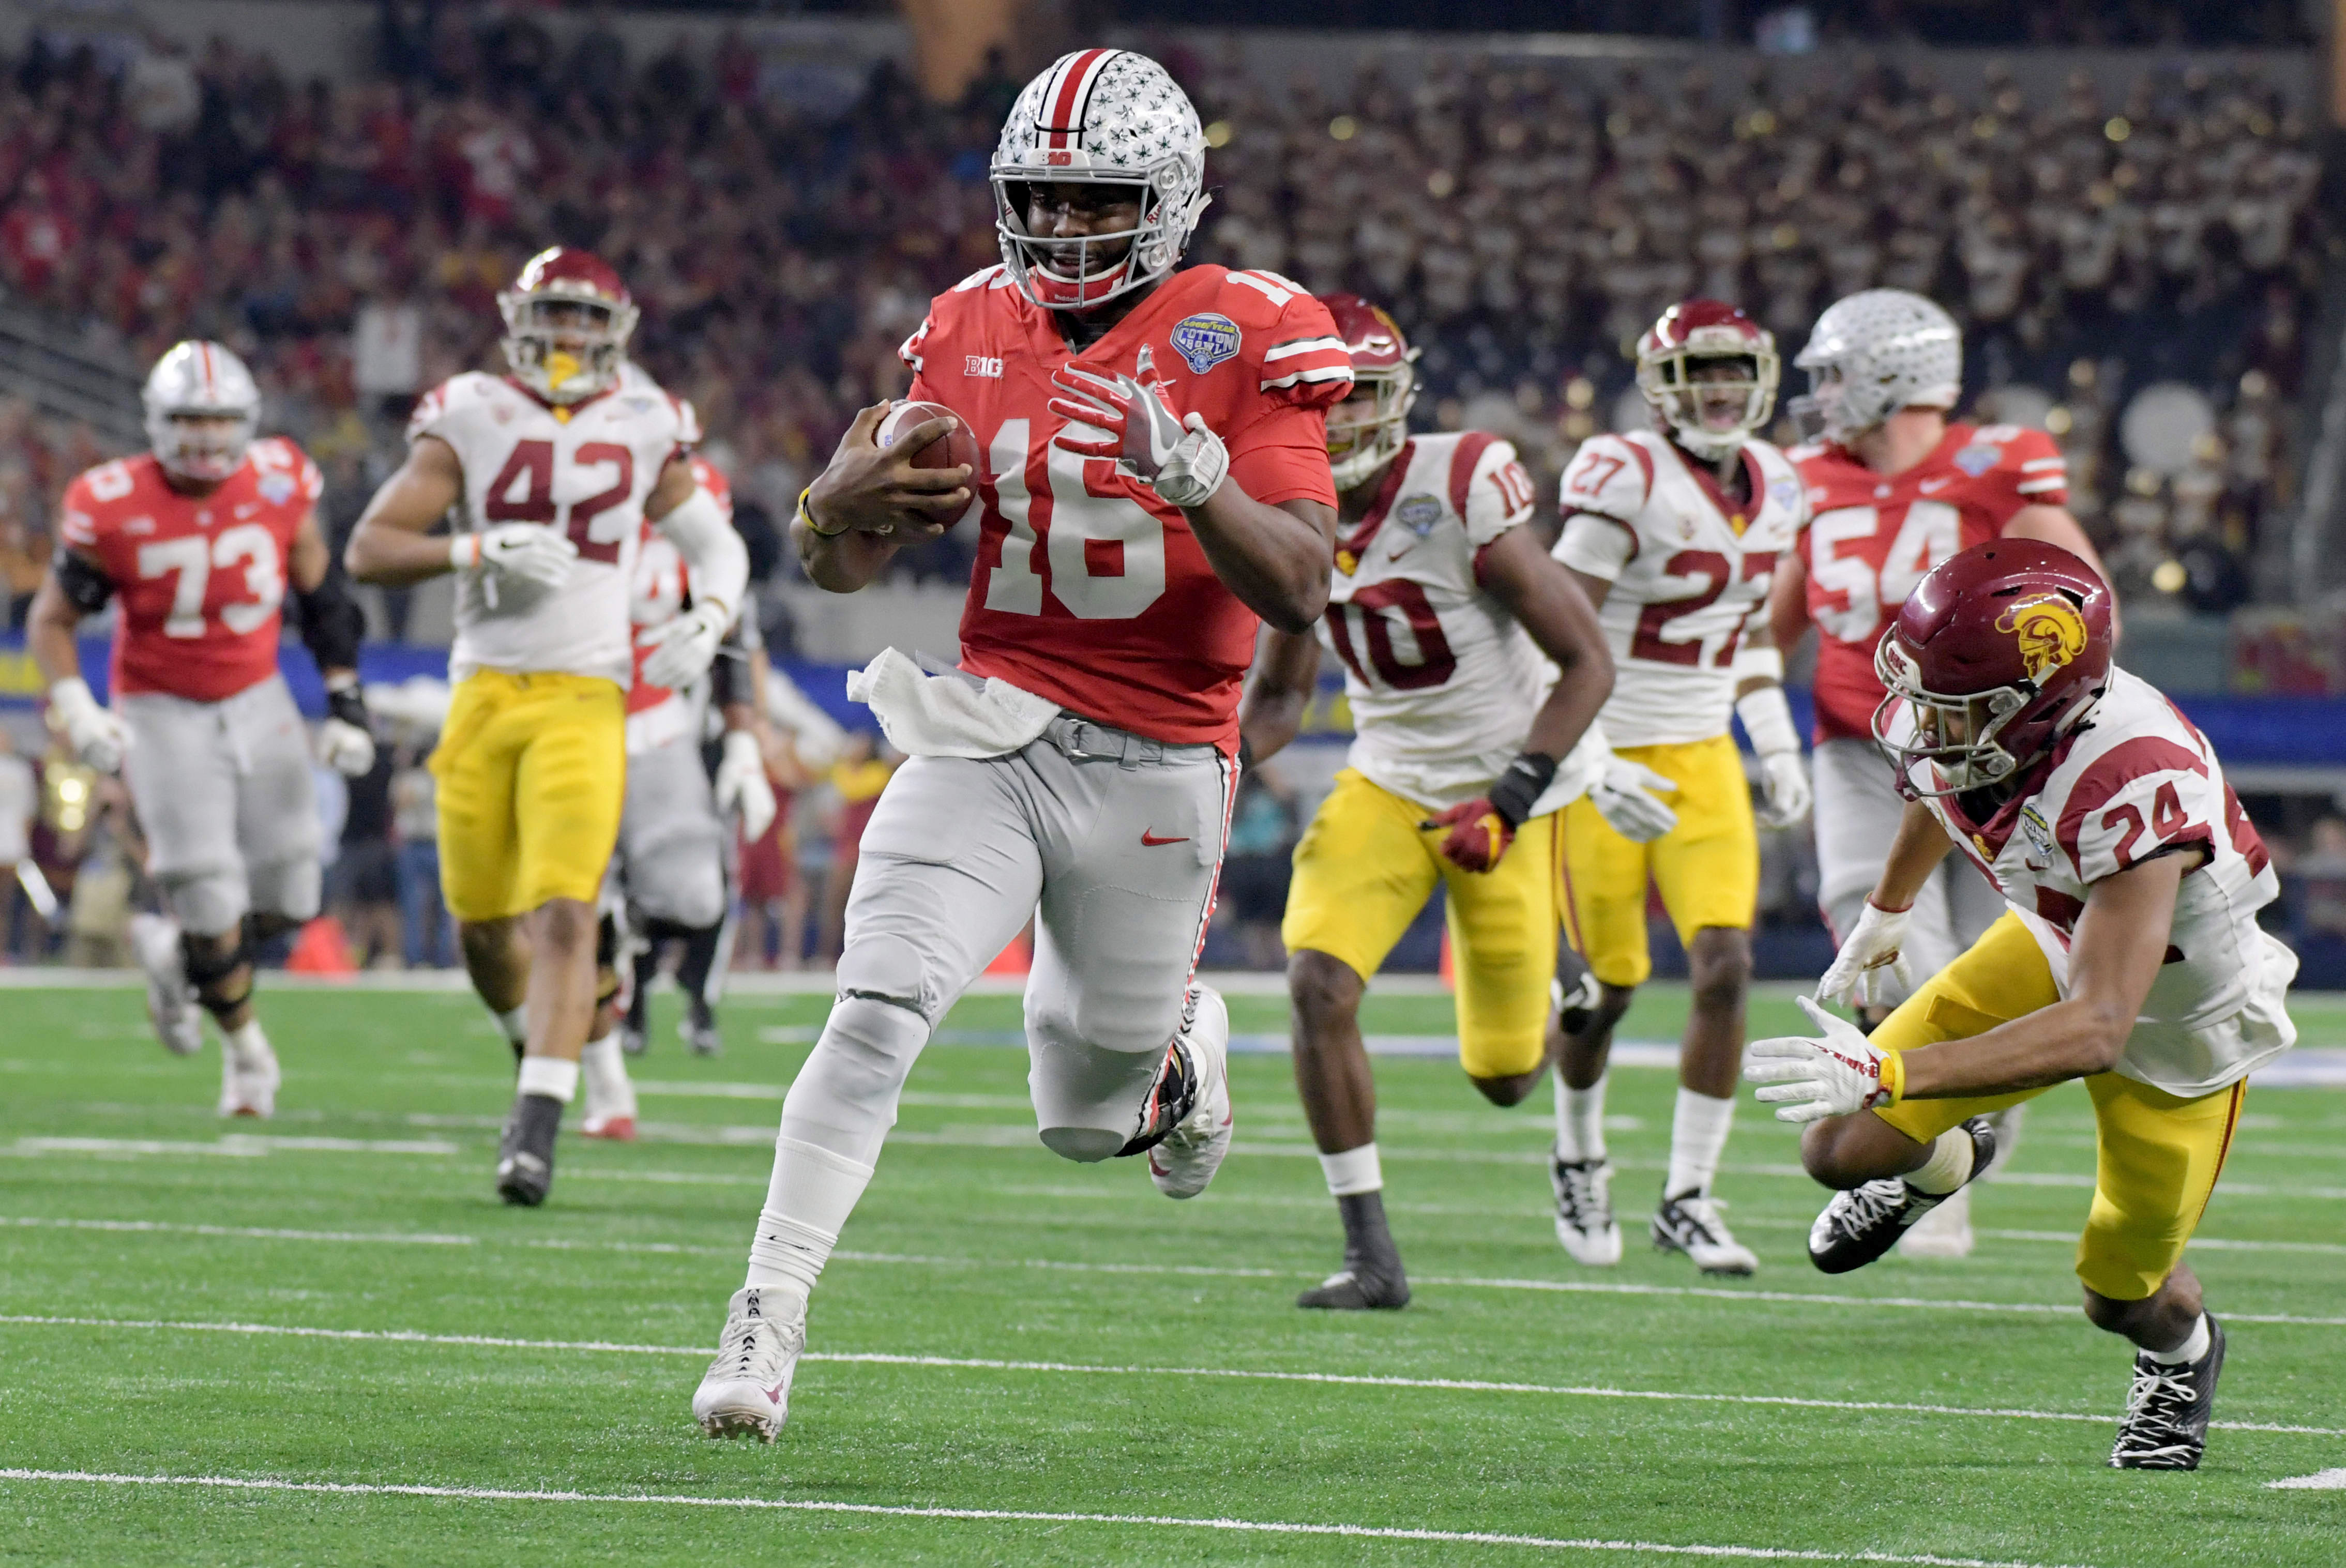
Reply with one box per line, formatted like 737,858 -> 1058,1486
27,341 -> 377,1118
1747,540 -> 2292,1472
346,248 -> 747,1206
1767,288 -> 2115,1257
1242,294 -> 1639,1311
692,48 -> 1353,1440
1547,302 -> 1808,1276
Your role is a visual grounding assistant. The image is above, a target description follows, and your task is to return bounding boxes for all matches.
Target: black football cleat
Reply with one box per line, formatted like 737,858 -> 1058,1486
2111,1316 -> 2226,1470
1297,1266 -> 1410,1311
495,1092 -> 565,1207
1807,1116 -> 1994,1274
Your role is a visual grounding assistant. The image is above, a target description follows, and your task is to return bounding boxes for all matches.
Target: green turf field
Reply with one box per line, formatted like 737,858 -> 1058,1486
2,980 -> 2341,1566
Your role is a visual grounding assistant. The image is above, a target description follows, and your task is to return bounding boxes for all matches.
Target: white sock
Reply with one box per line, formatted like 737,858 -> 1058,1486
225,1019 -> 270,1065
516,1055 -> 579,1104
1555,1072 -> 1608,1163
580,1032 -> 632,1111
745,1134 -> 878,1309
1319,1143 -> 1383,1197
1906,1126 -> 1977,1195
493,1004 -> 528,1047
2147,1312 -> 2212,1365
1664,1087 -> 1735,1199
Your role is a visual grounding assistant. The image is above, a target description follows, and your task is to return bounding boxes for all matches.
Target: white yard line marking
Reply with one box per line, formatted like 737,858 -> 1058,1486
2267,1469 -> 2346,1489
0,1470 -> 2096,1565
3,1136 -> 457,1159
2,1315 -> 2336,1438
9,1217 -> 2340,1324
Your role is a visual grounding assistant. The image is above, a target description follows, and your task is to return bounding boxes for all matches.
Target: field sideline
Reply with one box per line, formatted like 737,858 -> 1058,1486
2,980 -> 2341,1566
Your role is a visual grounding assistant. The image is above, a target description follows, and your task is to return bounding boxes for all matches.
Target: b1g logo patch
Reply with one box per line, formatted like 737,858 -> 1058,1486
258,473 -> 296,505
1168,313 -> 1240,375
1397,495 -> 1444,536
1951,443 -> 2003,477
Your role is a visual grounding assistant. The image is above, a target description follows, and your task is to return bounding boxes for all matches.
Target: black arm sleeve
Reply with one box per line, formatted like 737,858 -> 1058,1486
293,570 -> 367,672
51,545 -> 114,614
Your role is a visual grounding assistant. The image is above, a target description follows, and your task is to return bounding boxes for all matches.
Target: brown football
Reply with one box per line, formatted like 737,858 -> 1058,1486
876,399 -> 979,474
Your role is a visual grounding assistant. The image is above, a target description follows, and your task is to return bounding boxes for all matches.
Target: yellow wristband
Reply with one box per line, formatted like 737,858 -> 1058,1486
798,485 -> 849,539
1877,1046 -> 1905,1106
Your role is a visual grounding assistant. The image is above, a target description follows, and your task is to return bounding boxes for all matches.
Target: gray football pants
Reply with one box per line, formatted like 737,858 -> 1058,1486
120,673 -> 322,937
616,734 -> 729,930
781,716 -> 1233,1167
1812,737 -> 2004,1004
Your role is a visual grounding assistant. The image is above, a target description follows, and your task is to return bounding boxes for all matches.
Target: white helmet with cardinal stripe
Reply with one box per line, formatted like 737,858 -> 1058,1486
143,340 -> 261,482
991,49 -> 1209,311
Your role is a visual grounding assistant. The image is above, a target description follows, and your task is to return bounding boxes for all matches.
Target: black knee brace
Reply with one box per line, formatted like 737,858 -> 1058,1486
181,928 -> 255,1018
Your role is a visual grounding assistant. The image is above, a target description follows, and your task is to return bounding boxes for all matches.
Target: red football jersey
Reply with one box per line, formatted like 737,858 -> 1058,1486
1796,422 -> 2067,743
59,439 -> 322,703
900,263 -> 1352,747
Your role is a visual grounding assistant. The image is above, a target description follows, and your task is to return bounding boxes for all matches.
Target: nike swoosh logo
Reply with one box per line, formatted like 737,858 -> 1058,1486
765,1383 -> 785,1405
1918,478 -> 1951,493
1140,831 -> 1190,846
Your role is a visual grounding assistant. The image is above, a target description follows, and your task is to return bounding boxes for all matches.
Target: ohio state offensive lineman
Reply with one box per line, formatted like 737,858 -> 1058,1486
693,47 -> 1351,1441
27,340 -> 377,1117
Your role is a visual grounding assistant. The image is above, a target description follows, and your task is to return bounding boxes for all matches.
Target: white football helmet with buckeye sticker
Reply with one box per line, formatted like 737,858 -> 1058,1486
991,49 -> 1209,311
143,340 -> 261,482
1792,288 -> 1961,445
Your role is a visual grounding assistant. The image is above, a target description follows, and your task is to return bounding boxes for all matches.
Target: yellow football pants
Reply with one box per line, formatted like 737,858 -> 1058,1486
1281,768 -> 1557,1079
1559,734 -> 1758,989
1872,911 -> 2248,1302
431,670 -> 627,923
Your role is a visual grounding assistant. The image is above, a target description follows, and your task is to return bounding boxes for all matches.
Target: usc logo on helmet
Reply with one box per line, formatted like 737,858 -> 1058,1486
1994,595 -> 2088,681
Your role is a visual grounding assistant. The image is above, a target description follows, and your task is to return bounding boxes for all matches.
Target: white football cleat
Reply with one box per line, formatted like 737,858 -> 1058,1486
1897,1182 -> 1975,1258
694,1287 -> 806,1442
1652,1190 -> 1758,1276
129,913 -> 204,1057
1149,985 -> 1232,1200
1551,1156 -> 1623,1266
217,1038 -> 279,1119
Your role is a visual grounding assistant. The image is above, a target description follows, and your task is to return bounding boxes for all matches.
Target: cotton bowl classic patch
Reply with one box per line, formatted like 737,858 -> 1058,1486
1169,313 -> 1240,374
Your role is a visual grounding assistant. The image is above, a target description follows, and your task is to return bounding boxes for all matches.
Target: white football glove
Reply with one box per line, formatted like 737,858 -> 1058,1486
1589,755 -> 1679,843
1817,899 -> 1913,1009
1757,750 -> 1813,829
1745,996 -> 1903,1123
317,717 -> 376,777
638,602 -> 731,691
714,728 -> 778,843
452,524 -> 577,592
1048,367 -> 1229,509
47,677 -> 126,773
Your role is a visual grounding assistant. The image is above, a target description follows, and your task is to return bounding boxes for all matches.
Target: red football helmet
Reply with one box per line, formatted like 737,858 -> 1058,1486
498,247 -> 639,403
1318,293 -> 1419,491
1873,539 -> 2114,797
1636,300 -> 1779,461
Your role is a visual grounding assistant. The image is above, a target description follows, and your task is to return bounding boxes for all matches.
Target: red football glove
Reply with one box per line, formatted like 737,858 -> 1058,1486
1425,799 -> 1514,873
1046,364 -> 1228,508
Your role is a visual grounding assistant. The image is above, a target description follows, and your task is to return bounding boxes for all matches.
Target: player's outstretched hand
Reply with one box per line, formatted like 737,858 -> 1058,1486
1756,751 -> 1812,828
1816,898 -> 1913,1009
1048,367 -> 1228,509
1424,799 -> 1513,874
640,602 -> 731,691
1745,997 -> 1902,1123
714,729 -> 778,841
455,523 -> 578,591
1590,755 -> 1679,843
806,402 -> 971,540
47,676 -> 126,773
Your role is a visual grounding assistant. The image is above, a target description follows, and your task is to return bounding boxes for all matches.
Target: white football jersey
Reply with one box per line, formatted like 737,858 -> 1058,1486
410,362 -> 699,687
1904,668 -> 2294,1098
1554,429 -> 1806,747
1321,432 -> 1608,812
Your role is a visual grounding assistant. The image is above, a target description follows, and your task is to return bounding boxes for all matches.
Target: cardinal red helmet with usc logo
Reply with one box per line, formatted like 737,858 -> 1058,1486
1873,538 -> 2113,796
498,247 -> 640,403
1316,293 -> 1420,490
1636,299 -> 1779,461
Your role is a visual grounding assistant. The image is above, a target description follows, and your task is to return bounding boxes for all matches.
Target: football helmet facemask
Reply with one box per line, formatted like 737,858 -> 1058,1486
1318,293 -> 1419,491
1637,300 -> 1778,462
143,341 -> 261,483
